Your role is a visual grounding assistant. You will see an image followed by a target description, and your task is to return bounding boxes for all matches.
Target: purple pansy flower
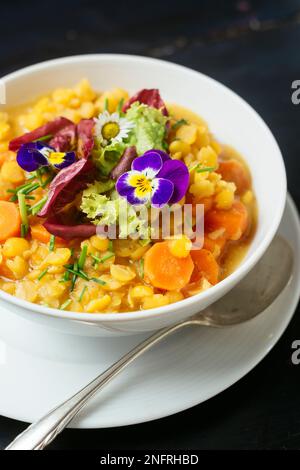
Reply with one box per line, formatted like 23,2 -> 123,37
16,141 -> 76,172
116,149 -> 189,208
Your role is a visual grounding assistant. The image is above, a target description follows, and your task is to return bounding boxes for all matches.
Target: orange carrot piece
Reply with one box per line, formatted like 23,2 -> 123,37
191,248 -> 220,285
0,201 -> 21,242
192,196 -> 213,217
217,159 -> 251,195
0,153 -> 6,167
203,235 -> 227,258
205,201 -> 248,241
144,241 -> 194,291
0,180 -> 15,201
31,224 -> 65,246
0,263 -> 15,280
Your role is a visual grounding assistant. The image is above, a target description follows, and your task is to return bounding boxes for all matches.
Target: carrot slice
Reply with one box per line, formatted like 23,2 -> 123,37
203,235 -> 227,258
205,201 -> 248,241
144,241 -> 194,290
191,248 -> 220,285
0,263 -> 15,280
0,201 -> 21,242
31,224 -> 52,243
0,180 -> 15,201
217,159 -> 250,195
0,153 -> 7,167
31,224 -> 65,246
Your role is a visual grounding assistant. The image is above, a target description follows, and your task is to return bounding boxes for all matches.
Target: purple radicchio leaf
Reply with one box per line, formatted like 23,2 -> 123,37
49,123 -> 77,152
38,158 -> 96,218
43,216 -> 96,240
9,117 -> 74,151
110,146 -> 137,180
122,89 -> 168,116
77,119 -> 95,159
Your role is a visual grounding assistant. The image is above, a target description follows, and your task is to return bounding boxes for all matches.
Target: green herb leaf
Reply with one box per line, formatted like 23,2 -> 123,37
28,196 -> 47,216
196,166 -> 216,173
49,235 -> 56,252
64,265 -> 89,281
91,277 -> 107,286
33,134 -> 53,143
79,286 -> 87,302
71,261 -> 78,291
21,223 -> 28,238
78,244 -> 88,270
18,193 -> 28,237
38,268 -> 49,281
172,119 -> 188,131
91,252 -> 114,264
60,299 -> 72,310
137,258 -> 144,279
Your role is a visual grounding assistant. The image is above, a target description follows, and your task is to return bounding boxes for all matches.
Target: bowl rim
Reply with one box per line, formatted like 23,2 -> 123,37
0,53 -> 287,323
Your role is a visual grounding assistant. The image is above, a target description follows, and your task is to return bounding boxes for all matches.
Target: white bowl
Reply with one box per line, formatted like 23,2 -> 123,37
0,54 -> 286,337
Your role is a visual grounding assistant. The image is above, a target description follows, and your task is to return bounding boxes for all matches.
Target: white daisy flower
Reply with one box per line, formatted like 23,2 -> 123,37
94,110 -> 134,146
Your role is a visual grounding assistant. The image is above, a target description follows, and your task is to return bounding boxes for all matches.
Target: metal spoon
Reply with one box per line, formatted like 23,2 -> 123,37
5,235 -> 293,450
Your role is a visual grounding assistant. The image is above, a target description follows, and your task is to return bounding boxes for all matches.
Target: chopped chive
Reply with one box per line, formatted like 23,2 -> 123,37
70,261 -> 78,291
12,194 -> 35,202
60,299 -> 72,310
21,223 -> 28,238
195,166 -> 216,173
18,192 -> 28,235
65,265 -> 89,281
78,244 -> 88,270
91,252 -> 114,264
28,196 -> 47,215
91,254 -> 102,264
172,119 -> 188,131
38,268 -> 48,281
117,98 -> 124,113
60,270 -> 71,283
104,97 -> 109,111
91,277 -> 106,285
35,169 -> 43,184
41,175 -> 53,188
49,235 -> 56,252
138,259 -> 144,279
79,286 -> 87,302
108,240 -> 114,252
22,182 -> 40,195
33,134 -> 53,143
7,178 -> 36,194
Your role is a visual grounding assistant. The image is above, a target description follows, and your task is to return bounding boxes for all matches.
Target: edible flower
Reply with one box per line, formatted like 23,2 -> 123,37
16,141 -> 76,172
94,110 -> 134,147
116,149 -> 189,208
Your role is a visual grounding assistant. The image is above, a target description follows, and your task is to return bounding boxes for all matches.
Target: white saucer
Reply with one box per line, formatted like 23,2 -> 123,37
0,194 -> 299,429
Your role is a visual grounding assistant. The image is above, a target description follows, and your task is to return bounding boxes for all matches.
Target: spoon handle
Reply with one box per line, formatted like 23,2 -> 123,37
6,318 -> 193,450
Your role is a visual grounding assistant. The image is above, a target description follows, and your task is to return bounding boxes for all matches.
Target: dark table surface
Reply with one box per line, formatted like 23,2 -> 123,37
0,0 -> 300,450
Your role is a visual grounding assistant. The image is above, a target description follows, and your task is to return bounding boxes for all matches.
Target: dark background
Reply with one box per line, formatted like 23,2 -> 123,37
0,0 -> 300,450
